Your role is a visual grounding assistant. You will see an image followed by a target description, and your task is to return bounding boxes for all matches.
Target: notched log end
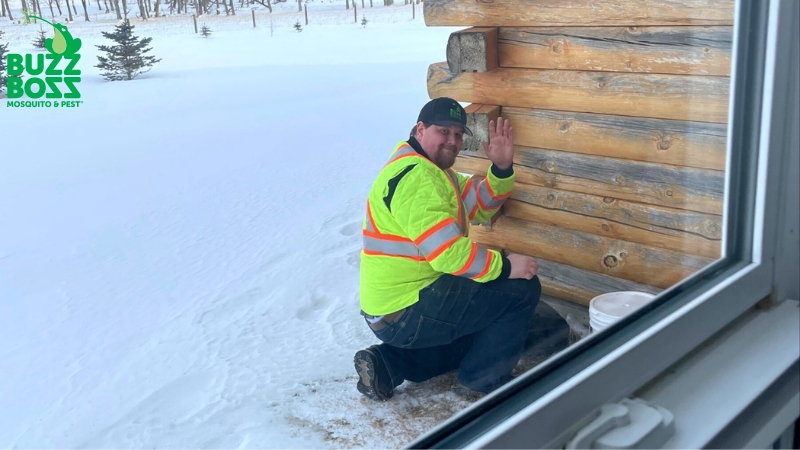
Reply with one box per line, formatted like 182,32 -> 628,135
463,103 -> 501,153
446,27 -> 498,73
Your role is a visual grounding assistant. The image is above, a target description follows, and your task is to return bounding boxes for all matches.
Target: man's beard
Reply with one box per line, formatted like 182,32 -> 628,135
434,145 -> 458,170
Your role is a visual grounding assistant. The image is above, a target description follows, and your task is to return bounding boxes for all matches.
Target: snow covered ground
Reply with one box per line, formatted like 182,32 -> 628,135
0,15 -> 565,449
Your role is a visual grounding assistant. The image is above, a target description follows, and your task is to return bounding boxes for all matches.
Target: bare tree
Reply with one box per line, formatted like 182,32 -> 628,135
80,0 -> 89,20
53,0 -> 62,16
64,0 -> 73,20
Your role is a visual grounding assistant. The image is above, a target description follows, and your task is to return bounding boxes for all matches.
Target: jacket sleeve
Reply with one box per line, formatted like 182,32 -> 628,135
454,164 -> 515,224
391,168 -> 505,282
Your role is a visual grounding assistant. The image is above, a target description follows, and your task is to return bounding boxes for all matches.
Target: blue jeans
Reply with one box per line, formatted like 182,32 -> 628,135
368,274 -> 541,393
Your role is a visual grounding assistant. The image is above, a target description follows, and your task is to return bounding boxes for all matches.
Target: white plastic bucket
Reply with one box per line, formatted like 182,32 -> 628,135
589,291 -> 656,333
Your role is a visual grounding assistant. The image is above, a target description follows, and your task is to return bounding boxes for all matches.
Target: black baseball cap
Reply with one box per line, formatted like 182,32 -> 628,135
417,97 -> 473,136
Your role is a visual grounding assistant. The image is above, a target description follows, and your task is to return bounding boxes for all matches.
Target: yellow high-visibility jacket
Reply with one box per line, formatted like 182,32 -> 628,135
359,138 -> 515,315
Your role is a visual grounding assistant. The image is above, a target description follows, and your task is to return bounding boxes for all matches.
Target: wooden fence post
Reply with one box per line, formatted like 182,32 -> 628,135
304,3 -> 307,24
297,0 -> 300,12
412,0 -> 414,18
353,2 -> 357,22
345,0 -> 348,9
251,8 -> 256,26
361,0 -> 363,7
192,13 -> 197,32
266,0 -> 271,12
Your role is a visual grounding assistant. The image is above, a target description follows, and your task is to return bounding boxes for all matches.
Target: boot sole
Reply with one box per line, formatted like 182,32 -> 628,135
354,350 -> 392,401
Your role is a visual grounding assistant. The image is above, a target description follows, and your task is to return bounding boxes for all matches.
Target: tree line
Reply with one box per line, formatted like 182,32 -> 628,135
1,0 -> 273,22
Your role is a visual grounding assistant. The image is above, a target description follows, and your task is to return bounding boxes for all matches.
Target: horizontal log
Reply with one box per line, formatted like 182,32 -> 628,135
503,107 -> 728,171
447,27 -> 498,73
424,0 -> 735,27
537,258 -> 662,306
498,26 -> 733,76
427,63 -> 730,123
470,215 -> 713,289
503,186 -> 722,259
463,103 -> 501,153
453,148 -> 725,214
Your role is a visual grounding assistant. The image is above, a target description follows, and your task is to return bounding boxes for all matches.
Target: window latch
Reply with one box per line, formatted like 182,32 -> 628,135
567,398 -> 675,449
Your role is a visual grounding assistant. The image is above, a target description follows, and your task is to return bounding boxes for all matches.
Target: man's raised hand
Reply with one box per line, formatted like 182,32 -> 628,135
481,117 -> 514,170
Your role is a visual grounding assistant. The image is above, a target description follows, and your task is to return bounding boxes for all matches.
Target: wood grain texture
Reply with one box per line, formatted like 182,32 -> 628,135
498,26 -> 733,76
503,186 -> 722,259
503,107 -> 728,171
453,149 -> 725,214
427,63 -> 730,123
469,215 -> 713,288
424,0 -> 735,27
447,27 -> 498,73
536,258 -> 662,305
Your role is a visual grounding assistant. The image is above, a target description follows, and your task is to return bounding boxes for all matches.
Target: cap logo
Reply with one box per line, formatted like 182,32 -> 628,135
450,107 -> 462,120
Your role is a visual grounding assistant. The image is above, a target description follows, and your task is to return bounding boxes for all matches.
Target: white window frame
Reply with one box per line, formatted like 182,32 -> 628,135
408,0 -> 799,447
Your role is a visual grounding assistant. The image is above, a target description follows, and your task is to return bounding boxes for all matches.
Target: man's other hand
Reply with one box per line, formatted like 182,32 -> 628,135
507,253 -> 539,280
481,117 -> 514,170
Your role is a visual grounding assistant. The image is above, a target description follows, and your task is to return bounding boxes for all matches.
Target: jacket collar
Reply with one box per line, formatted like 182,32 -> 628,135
407,136 -> 432,161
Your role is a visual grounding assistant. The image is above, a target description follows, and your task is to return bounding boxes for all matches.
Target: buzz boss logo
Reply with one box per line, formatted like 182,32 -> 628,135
449,103 -> 462,120
6,16 -> 82,105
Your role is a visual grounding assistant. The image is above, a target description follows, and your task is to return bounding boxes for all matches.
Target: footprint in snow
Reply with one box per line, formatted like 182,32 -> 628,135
296,291 -> 336,323
339,221 -> 361,237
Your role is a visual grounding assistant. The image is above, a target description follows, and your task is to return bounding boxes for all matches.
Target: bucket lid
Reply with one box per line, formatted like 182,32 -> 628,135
590,291 -> 656,319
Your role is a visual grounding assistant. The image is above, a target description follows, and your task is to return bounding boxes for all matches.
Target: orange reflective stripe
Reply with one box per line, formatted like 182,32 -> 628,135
365,201 -> 378,232
415,219 -> 462,261
384,145 -> 417,167
414,218 -> 453,245
476,179 -> 509,210
363,249 -> 425,261
445,169 -> 467,232
461,178 -> 474,200
468,202 -> 480,221
453,242 -> 478,276
427,235 -> 461,261
472,250 -> 494,280
363,228 -> 414,243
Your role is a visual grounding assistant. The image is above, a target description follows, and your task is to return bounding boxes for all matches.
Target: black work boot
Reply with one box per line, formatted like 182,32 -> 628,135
354,345 -> 397,401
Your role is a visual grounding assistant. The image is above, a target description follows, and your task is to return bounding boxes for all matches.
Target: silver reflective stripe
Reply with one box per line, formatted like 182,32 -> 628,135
463,181 -> 478,217
478,180 -> 506,209
365,215 -> 374,232
446,170 -> 468,233
417,221 -> 462,258
458,245 -> 490,279
386,146 -> 417,164
363,235 -> 422,258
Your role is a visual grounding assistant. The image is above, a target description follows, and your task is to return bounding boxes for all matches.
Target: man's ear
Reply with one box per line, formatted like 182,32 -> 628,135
415,122 -> 425,139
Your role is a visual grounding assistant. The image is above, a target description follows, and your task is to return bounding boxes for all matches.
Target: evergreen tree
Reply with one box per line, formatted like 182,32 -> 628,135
361,15 -> 367,27
200,24 -> 212,37
0,29 -> 9,95
95,19 -> 161,81
293,19 -> 302,32
32,26 -> 47,49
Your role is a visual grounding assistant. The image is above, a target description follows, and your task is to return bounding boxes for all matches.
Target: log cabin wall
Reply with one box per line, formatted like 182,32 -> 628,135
423,0 -> 734,305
